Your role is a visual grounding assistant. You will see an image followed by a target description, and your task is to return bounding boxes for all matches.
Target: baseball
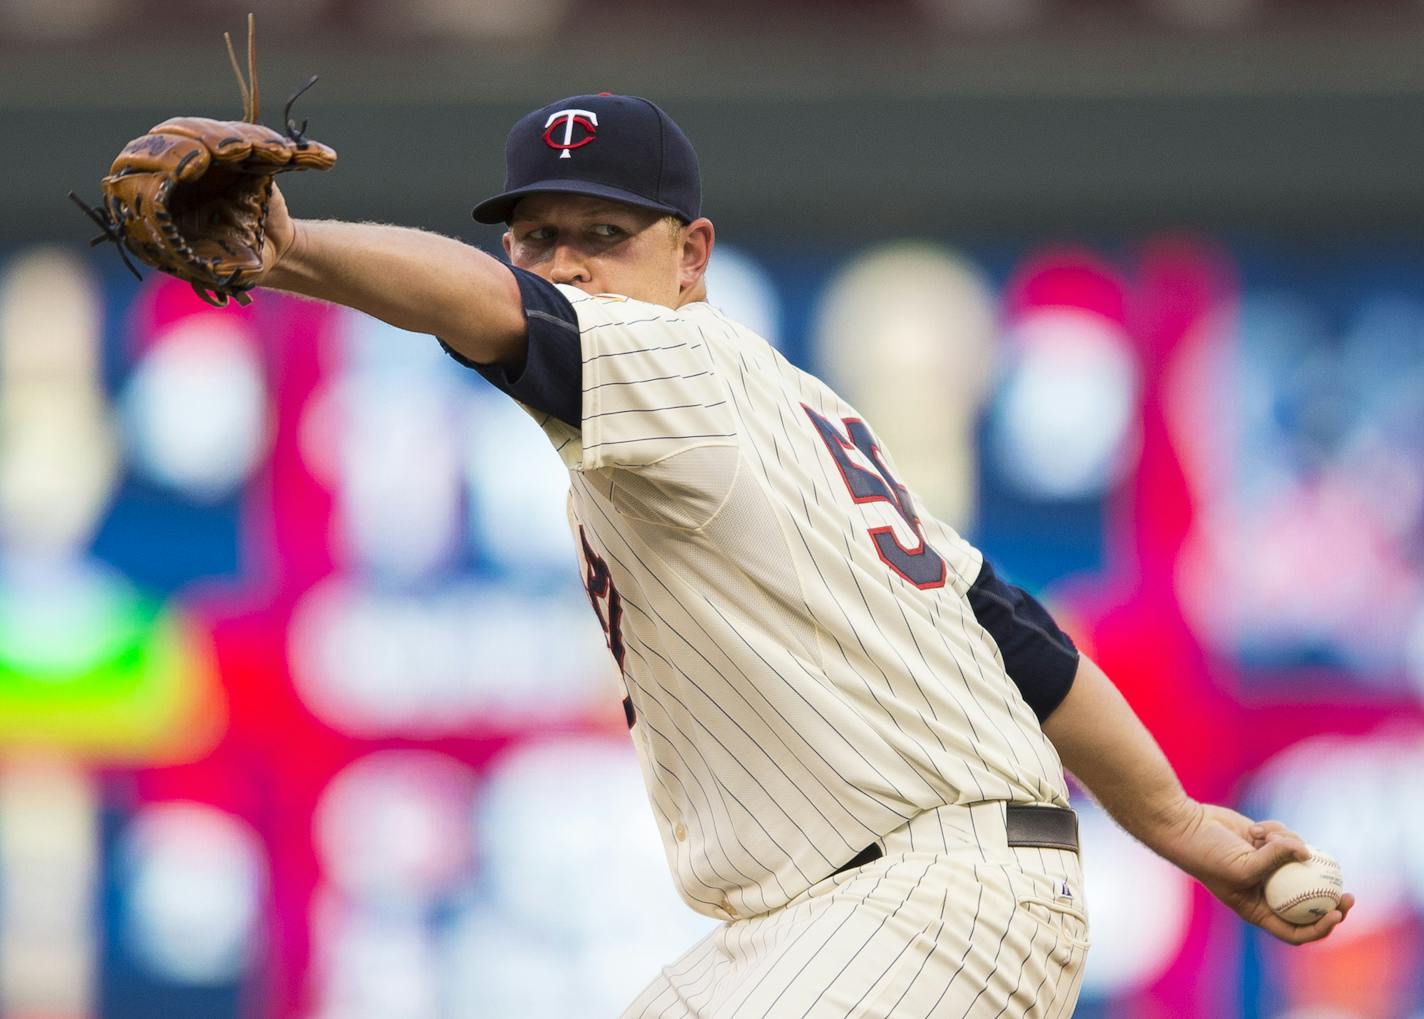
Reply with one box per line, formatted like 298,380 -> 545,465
1264,847 -> 1343,925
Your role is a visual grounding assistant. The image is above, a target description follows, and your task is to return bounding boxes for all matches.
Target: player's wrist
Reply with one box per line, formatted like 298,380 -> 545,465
262,217 -> 312,292
1139,791 -> 1205,864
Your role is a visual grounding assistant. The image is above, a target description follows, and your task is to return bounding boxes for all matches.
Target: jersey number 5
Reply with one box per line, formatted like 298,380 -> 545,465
803,405 -> 947,590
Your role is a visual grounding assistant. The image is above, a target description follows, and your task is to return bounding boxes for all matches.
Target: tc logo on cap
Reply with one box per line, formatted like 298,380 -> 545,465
543,108 -> 598,159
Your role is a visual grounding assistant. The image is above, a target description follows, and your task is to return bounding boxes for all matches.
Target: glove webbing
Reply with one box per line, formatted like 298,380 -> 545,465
68,13 -> 322,305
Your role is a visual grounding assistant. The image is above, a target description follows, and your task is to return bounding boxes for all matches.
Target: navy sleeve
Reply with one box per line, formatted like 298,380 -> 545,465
966,558 -> 1080,723
437,264 -> 582,429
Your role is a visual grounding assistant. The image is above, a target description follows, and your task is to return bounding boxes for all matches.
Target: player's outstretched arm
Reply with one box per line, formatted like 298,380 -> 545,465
1042,655 -> 1355,945
259,184 -> 527,367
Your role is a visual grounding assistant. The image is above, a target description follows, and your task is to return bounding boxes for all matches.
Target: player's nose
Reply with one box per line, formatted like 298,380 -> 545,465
549,243 -> 591,285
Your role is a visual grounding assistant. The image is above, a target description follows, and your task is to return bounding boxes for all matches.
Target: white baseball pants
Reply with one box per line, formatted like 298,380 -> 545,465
620,801 -> 1089,1019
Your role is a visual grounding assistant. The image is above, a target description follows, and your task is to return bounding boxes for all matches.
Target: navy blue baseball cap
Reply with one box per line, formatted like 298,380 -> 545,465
472,93 -> 702,225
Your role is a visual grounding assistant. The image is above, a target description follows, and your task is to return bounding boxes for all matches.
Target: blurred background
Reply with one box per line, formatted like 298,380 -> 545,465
4,0 -> 1424,1016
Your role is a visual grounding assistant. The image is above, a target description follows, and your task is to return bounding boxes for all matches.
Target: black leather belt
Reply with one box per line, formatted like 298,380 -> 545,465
831,842 -> 885,876
831,803 -> 1079,878
1004,803 -> 1080,851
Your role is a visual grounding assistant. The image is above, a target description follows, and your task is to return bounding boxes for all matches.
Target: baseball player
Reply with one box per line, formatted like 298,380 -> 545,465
94,85 -> 1353,1016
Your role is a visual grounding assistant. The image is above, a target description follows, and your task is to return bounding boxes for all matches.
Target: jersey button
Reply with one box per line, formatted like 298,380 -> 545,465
673,822 -> 688,842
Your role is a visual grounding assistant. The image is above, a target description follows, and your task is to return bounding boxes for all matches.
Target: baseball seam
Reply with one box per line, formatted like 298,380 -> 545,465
1269,851 -> 1341,916
1275,888 -> 1340,910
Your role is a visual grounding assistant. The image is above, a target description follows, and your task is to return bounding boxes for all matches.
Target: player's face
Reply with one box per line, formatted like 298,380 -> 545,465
503,195 -> 707,307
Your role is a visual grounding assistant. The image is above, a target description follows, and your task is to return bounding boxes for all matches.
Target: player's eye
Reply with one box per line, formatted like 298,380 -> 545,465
590,223 -> 623,239
522,226 -> 555,243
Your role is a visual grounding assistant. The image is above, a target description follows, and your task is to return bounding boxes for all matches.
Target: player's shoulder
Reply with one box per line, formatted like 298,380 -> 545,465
550,284 -> 626,306
552,284 -> 689,325
684,300 -> 785,359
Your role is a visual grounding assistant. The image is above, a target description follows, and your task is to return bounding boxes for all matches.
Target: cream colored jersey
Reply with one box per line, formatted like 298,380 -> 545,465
521,286 -> 1071,921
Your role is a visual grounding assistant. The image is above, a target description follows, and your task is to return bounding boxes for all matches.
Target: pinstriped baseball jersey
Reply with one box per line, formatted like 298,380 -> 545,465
506,283 -> 1073,921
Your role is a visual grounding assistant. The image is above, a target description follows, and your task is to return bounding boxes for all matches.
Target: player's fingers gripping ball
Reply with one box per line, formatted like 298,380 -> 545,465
1264,846 -> 1344,924
75,15 -> 336,306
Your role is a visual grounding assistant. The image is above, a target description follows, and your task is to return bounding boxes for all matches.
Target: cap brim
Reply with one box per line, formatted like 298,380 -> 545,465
471,179 -> 687,225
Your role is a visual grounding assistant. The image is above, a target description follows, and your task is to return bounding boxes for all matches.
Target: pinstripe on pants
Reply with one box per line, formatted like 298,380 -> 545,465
620,802 -> 1089,1019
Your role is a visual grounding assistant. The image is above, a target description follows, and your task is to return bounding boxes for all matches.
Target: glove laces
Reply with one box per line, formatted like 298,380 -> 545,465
69,12 -> 324,300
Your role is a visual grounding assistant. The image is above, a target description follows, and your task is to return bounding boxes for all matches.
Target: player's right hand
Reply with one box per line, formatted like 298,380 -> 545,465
1169,802 -> 1355,945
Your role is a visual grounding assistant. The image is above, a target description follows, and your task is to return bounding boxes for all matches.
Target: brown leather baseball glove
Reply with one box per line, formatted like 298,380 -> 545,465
72,16 -> 336,306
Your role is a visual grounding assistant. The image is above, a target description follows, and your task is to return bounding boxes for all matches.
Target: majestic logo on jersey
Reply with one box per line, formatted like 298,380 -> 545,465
803,405 -> 947,590
543,109 -> 598,159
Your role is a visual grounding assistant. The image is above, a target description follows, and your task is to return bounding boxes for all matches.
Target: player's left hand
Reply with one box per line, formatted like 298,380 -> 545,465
95,117 -> 336,307
1165,801 -> 1354,945
72,15 -> 336,308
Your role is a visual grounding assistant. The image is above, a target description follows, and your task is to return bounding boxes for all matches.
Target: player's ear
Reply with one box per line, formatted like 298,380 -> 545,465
679,217 -> 714,294
501,230 -> 514,259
